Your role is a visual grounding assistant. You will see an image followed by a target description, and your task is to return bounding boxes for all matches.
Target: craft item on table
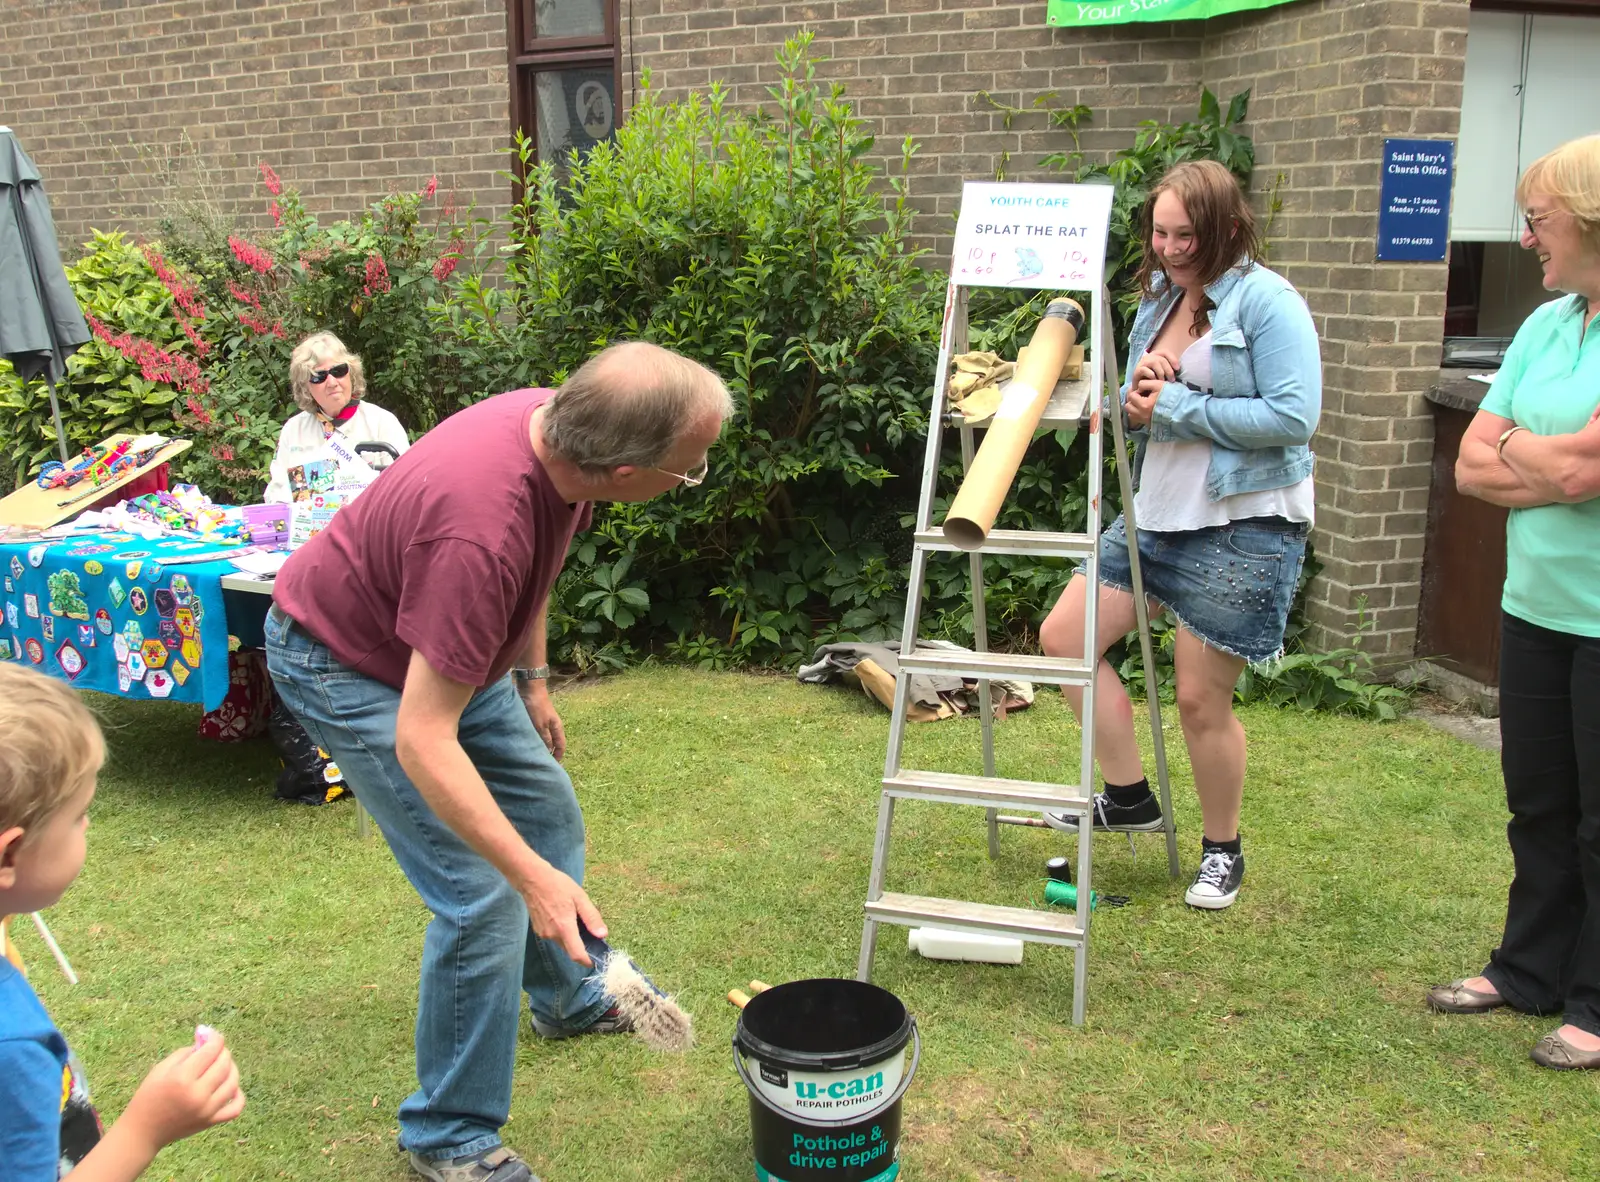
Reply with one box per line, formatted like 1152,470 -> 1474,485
36,435 -> 163,492
84,484 -> 247,543
598,951 -> 692,1052
0,434 -> 193,532
241,504 -> 290,546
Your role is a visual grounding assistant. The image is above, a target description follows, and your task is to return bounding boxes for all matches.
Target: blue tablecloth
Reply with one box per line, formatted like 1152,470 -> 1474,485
1,533 -> 241,710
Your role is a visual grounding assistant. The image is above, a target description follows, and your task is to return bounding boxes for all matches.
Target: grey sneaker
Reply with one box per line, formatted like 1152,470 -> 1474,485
530,1002 -> 636,1040
410,1146 -> 537,1182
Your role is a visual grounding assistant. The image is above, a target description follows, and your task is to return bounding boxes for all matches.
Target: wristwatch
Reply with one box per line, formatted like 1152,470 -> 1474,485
511,665 -> 550,684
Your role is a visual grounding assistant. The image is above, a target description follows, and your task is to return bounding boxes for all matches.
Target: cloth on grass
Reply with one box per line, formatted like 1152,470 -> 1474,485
797,639 -> 1034,721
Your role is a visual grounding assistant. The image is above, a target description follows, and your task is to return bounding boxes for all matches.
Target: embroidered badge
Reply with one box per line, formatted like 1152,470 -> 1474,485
56,641 -> 84,680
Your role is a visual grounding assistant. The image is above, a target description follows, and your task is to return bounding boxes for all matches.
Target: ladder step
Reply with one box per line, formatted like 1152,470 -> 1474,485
899,650 -> 1094,685
866,892 -> 1084,945
914,527 -> 1095,557
884,769 -> 1089,813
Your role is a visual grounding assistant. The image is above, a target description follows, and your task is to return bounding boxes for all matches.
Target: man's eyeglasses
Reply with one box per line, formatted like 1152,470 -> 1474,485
1523,209 -> 1561,238
653,459 -> 709,487
309,362 -> 351,385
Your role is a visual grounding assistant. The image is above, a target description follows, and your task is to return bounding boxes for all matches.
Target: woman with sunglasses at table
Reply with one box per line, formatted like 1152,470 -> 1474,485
1434,134 -> 1600,1070
264,332 -> 411,503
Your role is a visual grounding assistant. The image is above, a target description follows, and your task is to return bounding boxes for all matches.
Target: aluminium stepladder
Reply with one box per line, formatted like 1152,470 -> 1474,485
856,265 -> 1180,1025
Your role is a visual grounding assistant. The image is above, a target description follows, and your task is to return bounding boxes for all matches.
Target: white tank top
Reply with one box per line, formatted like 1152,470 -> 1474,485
1132,330 -> 1315,532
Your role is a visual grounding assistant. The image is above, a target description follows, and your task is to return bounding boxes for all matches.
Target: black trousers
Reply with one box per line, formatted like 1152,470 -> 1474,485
1483,612 -> 1600,1035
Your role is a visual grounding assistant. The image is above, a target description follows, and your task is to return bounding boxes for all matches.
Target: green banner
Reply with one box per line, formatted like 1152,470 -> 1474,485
1047,0 -> 1300,27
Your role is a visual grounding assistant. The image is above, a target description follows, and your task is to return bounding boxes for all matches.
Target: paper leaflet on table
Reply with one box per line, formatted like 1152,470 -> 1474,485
228,549 -> 290,577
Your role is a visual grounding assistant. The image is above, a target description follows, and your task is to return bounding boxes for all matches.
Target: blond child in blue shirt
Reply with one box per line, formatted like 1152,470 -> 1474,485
0,664 -> 246,1178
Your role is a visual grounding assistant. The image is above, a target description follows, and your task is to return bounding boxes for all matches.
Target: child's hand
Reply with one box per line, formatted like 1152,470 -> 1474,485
120,1032 -> 246,1154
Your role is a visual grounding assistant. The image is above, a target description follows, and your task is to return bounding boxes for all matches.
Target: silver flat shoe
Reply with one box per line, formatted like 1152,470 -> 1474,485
1425,978 -> 1506,1014
1531,1030 -> 1600,1070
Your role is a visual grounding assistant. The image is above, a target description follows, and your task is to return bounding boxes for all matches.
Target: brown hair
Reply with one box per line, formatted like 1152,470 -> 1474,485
1516,134 -> 1600,253
543,342 -> 733,473
1135,160 -> 1263,331
0,665 -> 104,844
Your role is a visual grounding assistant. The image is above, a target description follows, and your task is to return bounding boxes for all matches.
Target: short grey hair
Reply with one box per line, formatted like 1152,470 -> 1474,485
543,342 -> 734,472
288,331 -> 367,414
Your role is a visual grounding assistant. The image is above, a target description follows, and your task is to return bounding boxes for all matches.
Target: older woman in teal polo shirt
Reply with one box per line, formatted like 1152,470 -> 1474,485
1431,133 -> 1600,1071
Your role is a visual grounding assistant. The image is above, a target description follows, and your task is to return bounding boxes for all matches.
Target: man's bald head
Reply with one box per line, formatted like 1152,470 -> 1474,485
542,342 -> 733,474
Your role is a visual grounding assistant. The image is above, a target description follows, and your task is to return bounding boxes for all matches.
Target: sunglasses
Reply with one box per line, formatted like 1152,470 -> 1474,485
309,362 -> 350,385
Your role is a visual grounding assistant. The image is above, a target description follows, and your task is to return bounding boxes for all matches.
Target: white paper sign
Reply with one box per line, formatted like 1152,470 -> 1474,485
950,182 -> 1114,291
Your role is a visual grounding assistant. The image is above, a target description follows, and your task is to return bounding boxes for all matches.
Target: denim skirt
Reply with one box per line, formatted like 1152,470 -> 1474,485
1081,514 -> 1308,664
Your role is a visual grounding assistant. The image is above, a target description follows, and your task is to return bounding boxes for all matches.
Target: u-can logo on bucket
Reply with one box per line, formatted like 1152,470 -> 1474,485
794,1070 -> 884,1109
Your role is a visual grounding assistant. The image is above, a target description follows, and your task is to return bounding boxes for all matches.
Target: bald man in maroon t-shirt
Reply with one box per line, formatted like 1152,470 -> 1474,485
265,343 -> 731,1182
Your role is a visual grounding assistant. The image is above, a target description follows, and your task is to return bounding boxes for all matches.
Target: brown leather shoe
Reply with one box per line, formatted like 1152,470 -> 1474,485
1531,1030 -> 1600,1070
1426,978 -> 1507,1014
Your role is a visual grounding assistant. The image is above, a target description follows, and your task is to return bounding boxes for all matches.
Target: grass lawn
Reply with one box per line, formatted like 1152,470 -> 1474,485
26,668 -> 1599,1181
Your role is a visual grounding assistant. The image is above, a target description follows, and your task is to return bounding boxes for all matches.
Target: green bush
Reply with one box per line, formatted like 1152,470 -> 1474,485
478,34 -> 945,669
153,166 -> 513,502
0,231 -> 194,484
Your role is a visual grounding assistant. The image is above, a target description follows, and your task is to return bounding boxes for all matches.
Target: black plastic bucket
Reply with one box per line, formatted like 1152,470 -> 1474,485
733,978 -> 920,1182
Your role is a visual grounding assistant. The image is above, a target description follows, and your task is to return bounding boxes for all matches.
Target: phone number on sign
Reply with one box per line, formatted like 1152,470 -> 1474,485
1389,238 -> 1436,247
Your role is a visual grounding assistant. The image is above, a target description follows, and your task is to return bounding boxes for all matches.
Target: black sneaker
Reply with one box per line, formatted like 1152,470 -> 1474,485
1184,847 -> 1244,909
1044,790 -> 1164,833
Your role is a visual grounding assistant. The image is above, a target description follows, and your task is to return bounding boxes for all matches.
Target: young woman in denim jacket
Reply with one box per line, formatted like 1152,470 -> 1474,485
1041,159 -> 1321,911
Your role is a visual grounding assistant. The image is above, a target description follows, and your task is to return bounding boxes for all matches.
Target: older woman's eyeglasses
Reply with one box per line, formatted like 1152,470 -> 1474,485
309,362 -> 350,385
653,459 -> 709,487
1523,209 -> 1561,238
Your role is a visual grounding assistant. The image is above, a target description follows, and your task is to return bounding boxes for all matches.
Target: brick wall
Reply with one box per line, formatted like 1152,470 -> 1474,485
1199,0 -> 1469,658
0,0 -> 512,252
4,0 -> 1470,658
619,0 -> 1212,252
623,0 -> 1469,658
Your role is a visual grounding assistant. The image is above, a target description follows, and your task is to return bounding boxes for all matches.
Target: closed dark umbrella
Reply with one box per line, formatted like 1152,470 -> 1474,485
0,126 -> 88,464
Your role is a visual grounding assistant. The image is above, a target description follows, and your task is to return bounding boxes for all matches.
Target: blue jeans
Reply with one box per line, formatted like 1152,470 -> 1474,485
264,609 -> 611,1159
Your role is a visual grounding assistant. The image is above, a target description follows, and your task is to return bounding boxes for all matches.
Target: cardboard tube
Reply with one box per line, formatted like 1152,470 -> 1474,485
942,297 -> 1085,550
